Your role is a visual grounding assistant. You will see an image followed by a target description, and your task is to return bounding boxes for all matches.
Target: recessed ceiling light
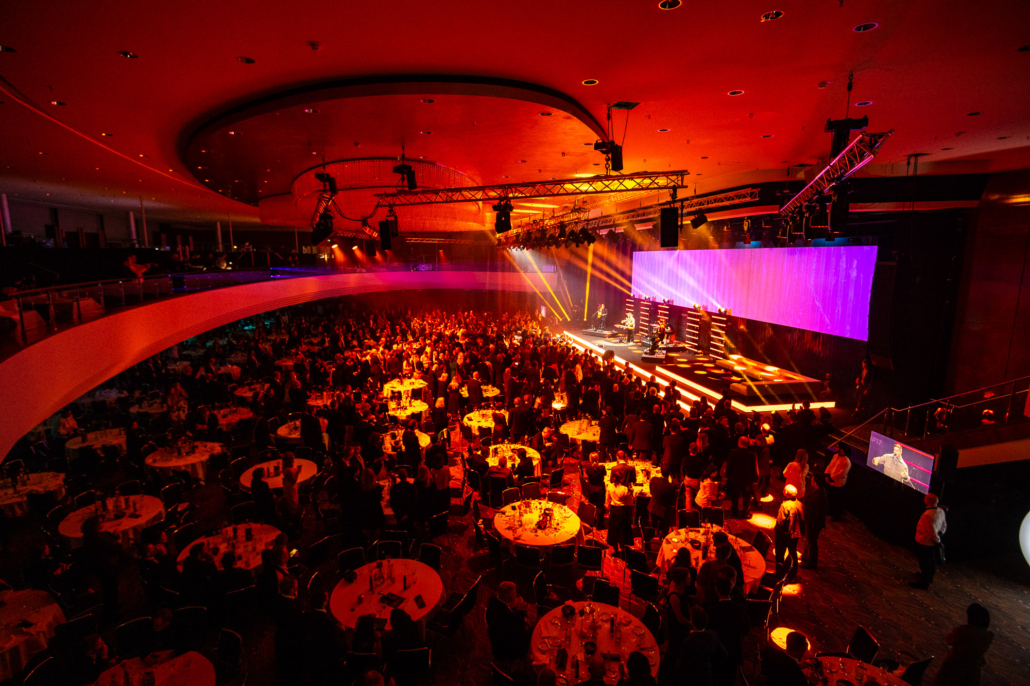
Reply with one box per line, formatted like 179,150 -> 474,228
0,45 -> 17,53
658,128 -> 671,132
197,166 -> 203,170
728,90 -> 744,96
941,148 -> 954,151
540,112 -> 552,116
101,133 -> 113,136
853,22 -> 878,32
855,101 -> 873,107
138,154 -> 148,157
967,111 -> 982,116
582,79 -> 599,86
38,151 -> 47,155
237,56 -> 255,64
265,168 -> 271,172
420,131 -> 431,134
419,156 -> 427,159
761,10 -> 784,22
303,108 -> 319,114
520,160 -> 527,163
762,134 -> 773,138
701,156 -> 708,159
95,167 -> 102,170
1019,45 -> 1030,52
421,98 -> 435,103
998,136 -> 1010,140
117,51 -> 138,58
658,0 -> 681,9
312,151 -> 319,154
50,101 -> 66,106
228,131 -> 237,135
204,179 -> 210,182
502,175 -> 509,178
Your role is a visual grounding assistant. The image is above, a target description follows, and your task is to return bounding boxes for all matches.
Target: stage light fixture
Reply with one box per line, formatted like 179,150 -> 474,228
492,199 -> 513,233
690,213 -> 708,229
392,163 -> 416,191
310,211 -> 334,246
583,230 -> 597,245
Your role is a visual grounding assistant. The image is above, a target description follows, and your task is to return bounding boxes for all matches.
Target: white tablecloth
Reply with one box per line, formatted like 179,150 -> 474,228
64,429 -> 126,460
239,458 -> 317,492
383,378 -> 428,398
94,651 -> 216,686
815,656 -> 908,686
130,402 -> 167,415
531,601 -> 659,679
329,559 -> 443,632
382,430 -> 431,454
489,444 -> 542,477
212,407 -> 252,427
0,590 -> 65,682
560,420 -> 600,442
602,460 -> 658,496
59,495 -> 165,549
388,400 -> 428,419
0,473 -> 66,517
145,441 -> 223,483
463,410 -> 507,436
655,526 -> 766,593
234,383 -> 267,400
460,384 -> 501,398
494,500 -> 580,548
176,523 -> 280,572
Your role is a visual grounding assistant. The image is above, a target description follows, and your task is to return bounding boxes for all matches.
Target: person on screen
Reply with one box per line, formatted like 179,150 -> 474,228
872,443 -> 912,487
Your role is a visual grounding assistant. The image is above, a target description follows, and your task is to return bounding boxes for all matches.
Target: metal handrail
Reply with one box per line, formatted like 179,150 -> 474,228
890,374 -> 1030,414
828,408 -> 890,449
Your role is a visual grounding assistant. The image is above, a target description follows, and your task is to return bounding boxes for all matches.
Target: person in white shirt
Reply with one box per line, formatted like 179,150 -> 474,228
911,493 -> 947,590
824,446 -> 852,521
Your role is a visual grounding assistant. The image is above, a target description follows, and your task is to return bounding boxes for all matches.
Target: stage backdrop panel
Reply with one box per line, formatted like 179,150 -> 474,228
632,246 -> 877,340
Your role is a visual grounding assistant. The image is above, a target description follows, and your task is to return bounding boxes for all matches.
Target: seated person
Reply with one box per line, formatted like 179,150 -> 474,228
485,581 -> 531,663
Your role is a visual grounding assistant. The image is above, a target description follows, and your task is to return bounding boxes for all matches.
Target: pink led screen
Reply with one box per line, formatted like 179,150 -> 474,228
631,246 -> 878,340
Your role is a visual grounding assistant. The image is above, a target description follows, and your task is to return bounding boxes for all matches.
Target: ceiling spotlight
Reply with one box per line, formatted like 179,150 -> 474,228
853,22 -> 878,32
581,79 -> 599,86
492,199 -> 513,234
760,10 -> 784,21
658,0 -> 681,9
421,98 -> 435,103
117,51 -> 138,58
540,112 -> 552,116
855,101 -> 873,107
393,163 -> 416,190
311,211 -> 334,245
236,56 -> 256,64
690,214 -> 708,229
303,108 -> 319,114
658,128 -> 671,132
762,134 -> 773,138
728,90 -> 745,96
967,111 -> 982,116
50,101 -> 66,106
420,131 -> 431,135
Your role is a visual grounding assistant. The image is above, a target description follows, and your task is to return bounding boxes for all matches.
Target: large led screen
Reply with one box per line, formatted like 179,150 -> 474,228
631,246 -> 877,340
867,431 -> 934,494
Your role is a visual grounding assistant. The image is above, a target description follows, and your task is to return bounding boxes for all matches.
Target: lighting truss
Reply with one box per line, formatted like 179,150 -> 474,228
374,170 -> 690,206
779,130 -> 894,219
403,237 -> 488,244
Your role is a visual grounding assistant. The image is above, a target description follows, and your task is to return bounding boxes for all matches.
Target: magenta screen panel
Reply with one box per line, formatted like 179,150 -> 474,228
631,246 -> 878,340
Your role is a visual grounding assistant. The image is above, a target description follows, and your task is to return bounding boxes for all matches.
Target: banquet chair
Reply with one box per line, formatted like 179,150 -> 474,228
746,599 -> 774,640
641,601 -> 664,645
214,628 -> 245,682
900,657 -> 934,685
577,500 -> 599,537
338,547 -> 366,574
3,459 -> 24,478
161,482 -> 185,507
230,501 -> 257,524
74,490 -> 98,509
515,544 -> 543,576
701,506 -> 724,527
491,663 -> 516,686
577,540 -> 605,579
549,543 -> 577,578
629,570 -> 660,613
417,542 -> 442,571
173,523 -> 198,551
488,476 -> 509,508
389,647 -> 432,684
591,578 -> 621,607
533,571 -> 565,615
428,512 -> 450,542
752,531 -> 772,560
848,626 -> 880,664
308,535 -> 337,569
374,539 -> 403,560
546,491 -> 567,506
115,616 -> 154,658
522,481 -> 542,500
117,480 -> 141,496
547,467 -> 565,490
501,487 -> 521,507
623,548 -> 655,586
634,494 -> 651,526
486,533 -> 514,578
22,657 -> 62,686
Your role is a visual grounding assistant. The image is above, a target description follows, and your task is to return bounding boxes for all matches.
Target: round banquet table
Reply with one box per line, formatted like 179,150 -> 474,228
239,458 -> 317,492
211,407 -> 253,428
64,429 -> 126,460
383,429 -> 431,453
145,441 -> 224,483
488,444 -> 542,477
58,495 -> 165,548
460,384 -> 501,398
654,526 -> 766,593
383,378 -> 428,398
215,364 -> 241,380
602,460 -> 658,497
560,419 -> 601,442
275,358 -> 296,370
0,472 -> 66,517
329,559 -> 444,633
388,400 -> 428,419
552,395 -> 567,411
234,383 -> 267,400
167,361 -> 192,374
130,401 -> 167,415
531,601 -> 660,681
463,409 -> 507,436
74,388 -> 128,407
493,500 -> 581,548
176,523 -> 280,573
0,589 -> 66,682
276,419 -> 302,441
94,650 -> 216,686
814,656 -> 908,686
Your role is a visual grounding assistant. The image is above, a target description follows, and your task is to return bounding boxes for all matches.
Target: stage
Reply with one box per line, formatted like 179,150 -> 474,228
564,328 -> 835,413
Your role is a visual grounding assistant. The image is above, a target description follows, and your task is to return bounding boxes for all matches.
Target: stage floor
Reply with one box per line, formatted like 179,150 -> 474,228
568,328 -> 833,412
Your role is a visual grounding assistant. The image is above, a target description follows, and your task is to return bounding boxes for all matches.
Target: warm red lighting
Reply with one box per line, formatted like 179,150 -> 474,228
760,494 -> 775,503
750,513 -> 777,529
781,583 -> 801,596
771,627 -> 810,652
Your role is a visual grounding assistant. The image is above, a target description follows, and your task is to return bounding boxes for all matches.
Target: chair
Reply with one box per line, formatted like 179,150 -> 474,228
849,626 -> 880,663
230,445 -> 251,461
591,578 -> 620,607
160,482 -> 185,507
678,508 -> 701,529
309,535 -> 335,569
501,487 -> 521,506
375,539 -> 403,560
533,571 -> 562,615
74,490 -> 98,508
522,481 -> 542,500
492,662 -> 516,686
418,543 -> 442,571
641,601 -> 663,644
701,506 -> 724,527
3,458 -> 25,478
634,494 -> 651,526
22,657 -> 62,686
623,548 -> 653,586
746,599 -> 773,639
577,542 -> 605,577
429,575 -> 481,637
345,652 -> 382,678
215,628 -> 244,680
173,523 -> 198,551
117,480 -> 141,496
486,533 -> 514,577
752,530 -> 772,560
546,491 -> 567,506
488,475 -> 509,508
230,457 -> 250,479
901,657 -> 934,685
390,647 -> 431,683
338,547 -> 366,573
629,570 -> 660,611
514,544 -> 543,576
547,467 -> 564,489
549,543 -> 576,576
115,616 -> 153,658
577,500 -> 598,538
230,501 -> 256,524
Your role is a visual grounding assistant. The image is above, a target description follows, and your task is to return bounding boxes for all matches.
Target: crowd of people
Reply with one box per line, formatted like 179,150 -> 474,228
0,298 -> 992,686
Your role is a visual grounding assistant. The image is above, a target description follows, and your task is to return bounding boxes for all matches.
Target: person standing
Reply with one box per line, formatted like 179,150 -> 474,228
775,485 -> 805,580
910,493 -> 947,590
802,473 -> 828,570
782,449 -> 809,499
930,603 -> 994,686
605,467 -> 634,559
824,446 -> 851,521
725,436 -> 758,518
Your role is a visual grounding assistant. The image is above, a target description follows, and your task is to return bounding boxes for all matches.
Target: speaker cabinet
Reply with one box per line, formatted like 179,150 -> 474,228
660,206 -> 679,248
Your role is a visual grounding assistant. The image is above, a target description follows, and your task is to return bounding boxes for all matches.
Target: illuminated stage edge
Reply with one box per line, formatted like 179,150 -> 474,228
562,331 -> 835,414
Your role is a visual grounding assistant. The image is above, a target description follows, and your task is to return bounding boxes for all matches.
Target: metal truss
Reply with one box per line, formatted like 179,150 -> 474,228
780,130 -> 894,218
374,170 -> 690,206
403,237 -> 489,244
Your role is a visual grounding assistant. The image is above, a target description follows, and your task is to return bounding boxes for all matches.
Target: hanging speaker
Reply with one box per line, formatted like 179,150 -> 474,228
364,239 -> 376,257
660,206 -> 680,248
936,445 -> 959,483
378,220 -> 392,251
868,260 -> 895,369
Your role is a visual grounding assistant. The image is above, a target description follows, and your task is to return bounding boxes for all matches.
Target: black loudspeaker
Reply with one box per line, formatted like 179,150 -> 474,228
610,144 -> 624,172
937,445 -> 959,483
378,220 -> 392,251
364,240 -> 376,257
867,260 -> 896,369
660,206 -> 680,248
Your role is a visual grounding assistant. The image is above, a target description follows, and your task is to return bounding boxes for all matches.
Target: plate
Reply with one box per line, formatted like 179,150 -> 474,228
598,612 -> 612,621
538,641 -> 550,651
548,637 -> 563,647
633,626 -> 645,636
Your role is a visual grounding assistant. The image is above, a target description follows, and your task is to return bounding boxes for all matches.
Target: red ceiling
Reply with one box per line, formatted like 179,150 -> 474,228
1,0 -> 1028,229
